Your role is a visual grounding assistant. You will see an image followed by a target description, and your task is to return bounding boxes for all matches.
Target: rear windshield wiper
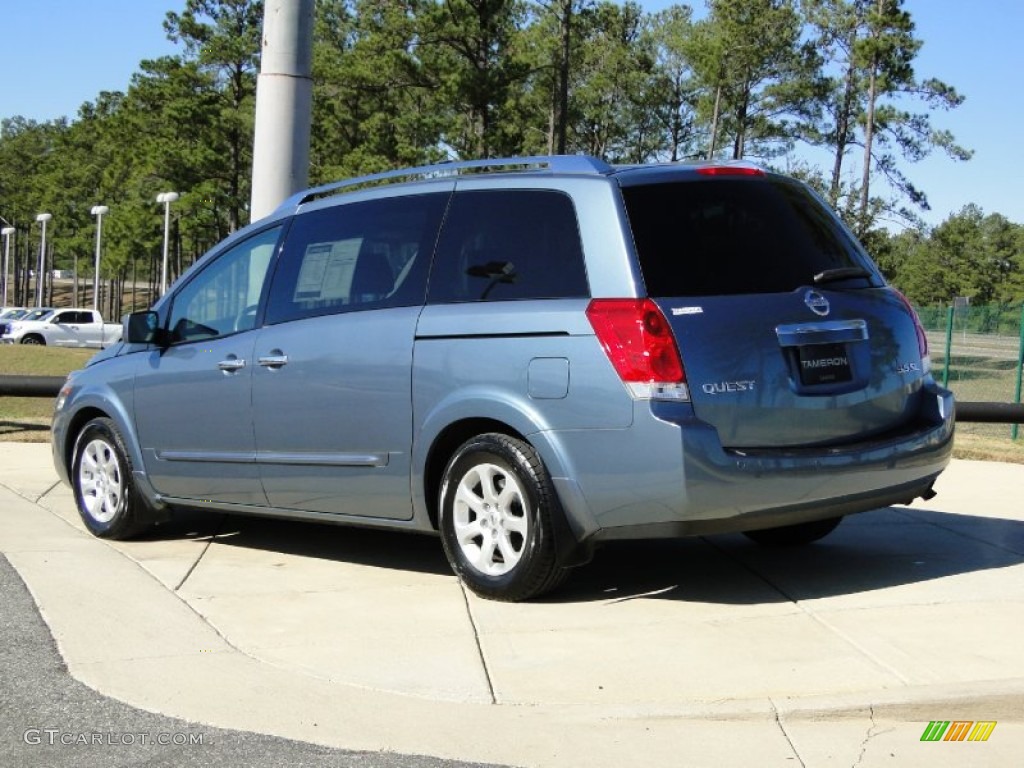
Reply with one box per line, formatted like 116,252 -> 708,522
813,267 -> 872,284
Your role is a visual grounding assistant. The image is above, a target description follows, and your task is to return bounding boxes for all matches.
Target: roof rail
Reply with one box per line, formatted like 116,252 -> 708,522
275,155 -> 613,213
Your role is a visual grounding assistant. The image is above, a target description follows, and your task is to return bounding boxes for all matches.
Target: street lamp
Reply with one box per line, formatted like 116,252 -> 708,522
35,213 -> 52,308
156,192 -> 179,295
90,205 -> 109,312
1,226 -> 14,307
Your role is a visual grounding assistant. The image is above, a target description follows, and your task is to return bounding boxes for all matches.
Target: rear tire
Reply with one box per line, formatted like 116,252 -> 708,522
743,516 -> 843,547
72,417 -> 153,539
439,433 -> 567,601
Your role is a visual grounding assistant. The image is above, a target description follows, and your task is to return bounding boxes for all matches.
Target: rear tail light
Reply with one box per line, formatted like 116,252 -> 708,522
585,299 -> 689,401
893,289 -> 931,374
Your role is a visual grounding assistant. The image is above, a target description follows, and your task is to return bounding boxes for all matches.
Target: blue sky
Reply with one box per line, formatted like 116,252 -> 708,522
1,0 -> 1021,227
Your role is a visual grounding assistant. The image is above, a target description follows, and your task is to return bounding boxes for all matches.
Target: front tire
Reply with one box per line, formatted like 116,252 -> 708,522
20,334 -> 45,345
743,516 -> 843,547
72,417 -> 152,539
439,434 -> 566,601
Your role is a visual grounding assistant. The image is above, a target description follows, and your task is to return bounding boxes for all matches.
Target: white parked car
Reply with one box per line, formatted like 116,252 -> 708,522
1,307 -> 50,337
1,308 -> 122,348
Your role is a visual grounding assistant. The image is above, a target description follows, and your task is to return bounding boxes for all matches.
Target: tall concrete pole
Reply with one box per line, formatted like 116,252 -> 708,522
91,205 -> 109,312
157,192 -> 179,296
1,227 -> 14,307
250,0 -> 315,222
35,213 -> 52,308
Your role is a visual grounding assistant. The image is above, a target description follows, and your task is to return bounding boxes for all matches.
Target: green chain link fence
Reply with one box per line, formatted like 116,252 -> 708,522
916,303 -> 1024,440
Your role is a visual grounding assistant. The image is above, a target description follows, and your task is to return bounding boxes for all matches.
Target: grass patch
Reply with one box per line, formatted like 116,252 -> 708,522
952,432 -> 1024,465
932,354 -> 1022,404
0,398 -> 56,422
0,346 -> 94,440
0,345 -> 94,376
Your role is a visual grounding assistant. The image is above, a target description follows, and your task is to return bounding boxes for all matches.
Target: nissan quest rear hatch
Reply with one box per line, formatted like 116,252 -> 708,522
618,165 -> 933,451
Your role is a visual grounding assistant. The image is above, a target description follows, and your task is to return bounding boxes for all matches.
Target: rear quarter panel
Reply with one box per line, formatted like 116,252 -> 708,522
411,300 -> 634,536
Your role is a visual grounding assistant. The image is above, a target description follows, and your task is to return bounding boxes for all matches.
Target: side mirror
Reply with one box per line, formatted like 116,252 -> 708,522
125,311 -> 164,345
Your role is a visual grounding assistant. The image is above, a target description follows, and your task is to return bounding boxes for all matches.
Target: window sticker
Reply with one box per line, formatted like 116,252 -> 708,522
294,239 -> 362,302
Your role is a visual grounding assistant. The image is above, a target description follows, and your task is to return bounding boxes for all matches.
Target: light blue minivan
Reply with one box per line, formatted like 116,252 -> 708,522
52,157 -> 954,600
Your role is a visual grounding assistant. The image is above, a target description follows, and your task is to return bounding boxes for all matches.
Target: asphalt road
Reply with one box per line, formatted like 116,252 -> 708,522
0,554 -> 504,768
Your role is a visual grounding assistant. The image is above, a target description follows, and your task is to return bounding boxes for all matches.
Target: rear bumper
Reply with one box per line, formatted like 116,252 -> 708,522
556,380 -> 954,542
593,474 -> 941,541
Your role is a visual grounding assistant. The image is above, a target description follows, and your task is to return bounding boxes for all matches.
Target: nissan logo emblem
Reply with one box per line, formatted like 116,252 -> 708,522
804,290 -> 830,316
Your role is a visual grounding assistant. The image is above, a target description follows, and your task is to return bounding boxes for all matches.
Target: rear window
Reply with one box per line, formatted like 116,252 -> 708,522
622,178 -> 873,297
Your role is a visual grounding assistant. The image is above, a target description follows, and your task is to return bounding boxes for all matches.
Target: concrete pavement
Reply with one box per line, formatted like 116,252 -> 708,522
1,441 -> 1023,766
0,554 -> 503,768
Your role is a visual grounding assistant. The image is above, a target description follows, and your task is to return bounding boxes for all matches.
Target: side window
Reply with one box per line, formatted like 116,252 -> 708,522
167,226 -> 281,344
428,190 -> 588,303
265,193 -> 448,326
54,311 -> 76,324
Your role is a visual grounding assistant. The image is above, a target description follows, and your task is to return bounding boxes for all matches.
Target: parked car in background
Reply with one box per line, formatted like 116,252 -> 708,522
1,307 -> 52,337
2,307 -> 122,348
0,307 -> 28,336
52,156 -> 954,601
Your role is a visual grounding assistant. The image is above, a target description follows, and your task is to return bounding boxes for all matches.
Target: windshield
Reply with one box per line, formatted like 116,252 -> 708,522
21,309 -> 55,322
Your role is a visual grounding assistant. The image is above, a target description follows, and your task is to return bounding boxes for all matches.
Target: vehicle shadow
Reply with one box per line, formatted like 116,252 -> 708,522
140,504 -> 1024,603
546,505 -> 1024,605
0,421 -> 50,437
143,508 -> 452,577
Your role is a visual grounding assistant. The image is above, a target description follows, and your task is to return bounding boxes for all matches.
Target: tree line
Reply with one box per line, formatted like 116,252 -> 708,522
0,0 -> 1017,316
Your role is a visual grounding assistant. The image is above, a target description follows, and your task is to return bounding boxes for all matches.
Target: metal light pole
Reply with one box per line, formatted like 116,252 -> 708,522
1,226 -> 14,307
35,213 -> 52,308
156,192 -> 179,295
90,205 -> 109,312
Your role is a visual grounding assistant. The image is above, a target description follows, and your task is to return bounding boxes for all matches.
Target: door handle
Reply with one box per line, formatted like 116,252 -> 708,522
218,358 -> 246,372
257,354 -> 288,368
